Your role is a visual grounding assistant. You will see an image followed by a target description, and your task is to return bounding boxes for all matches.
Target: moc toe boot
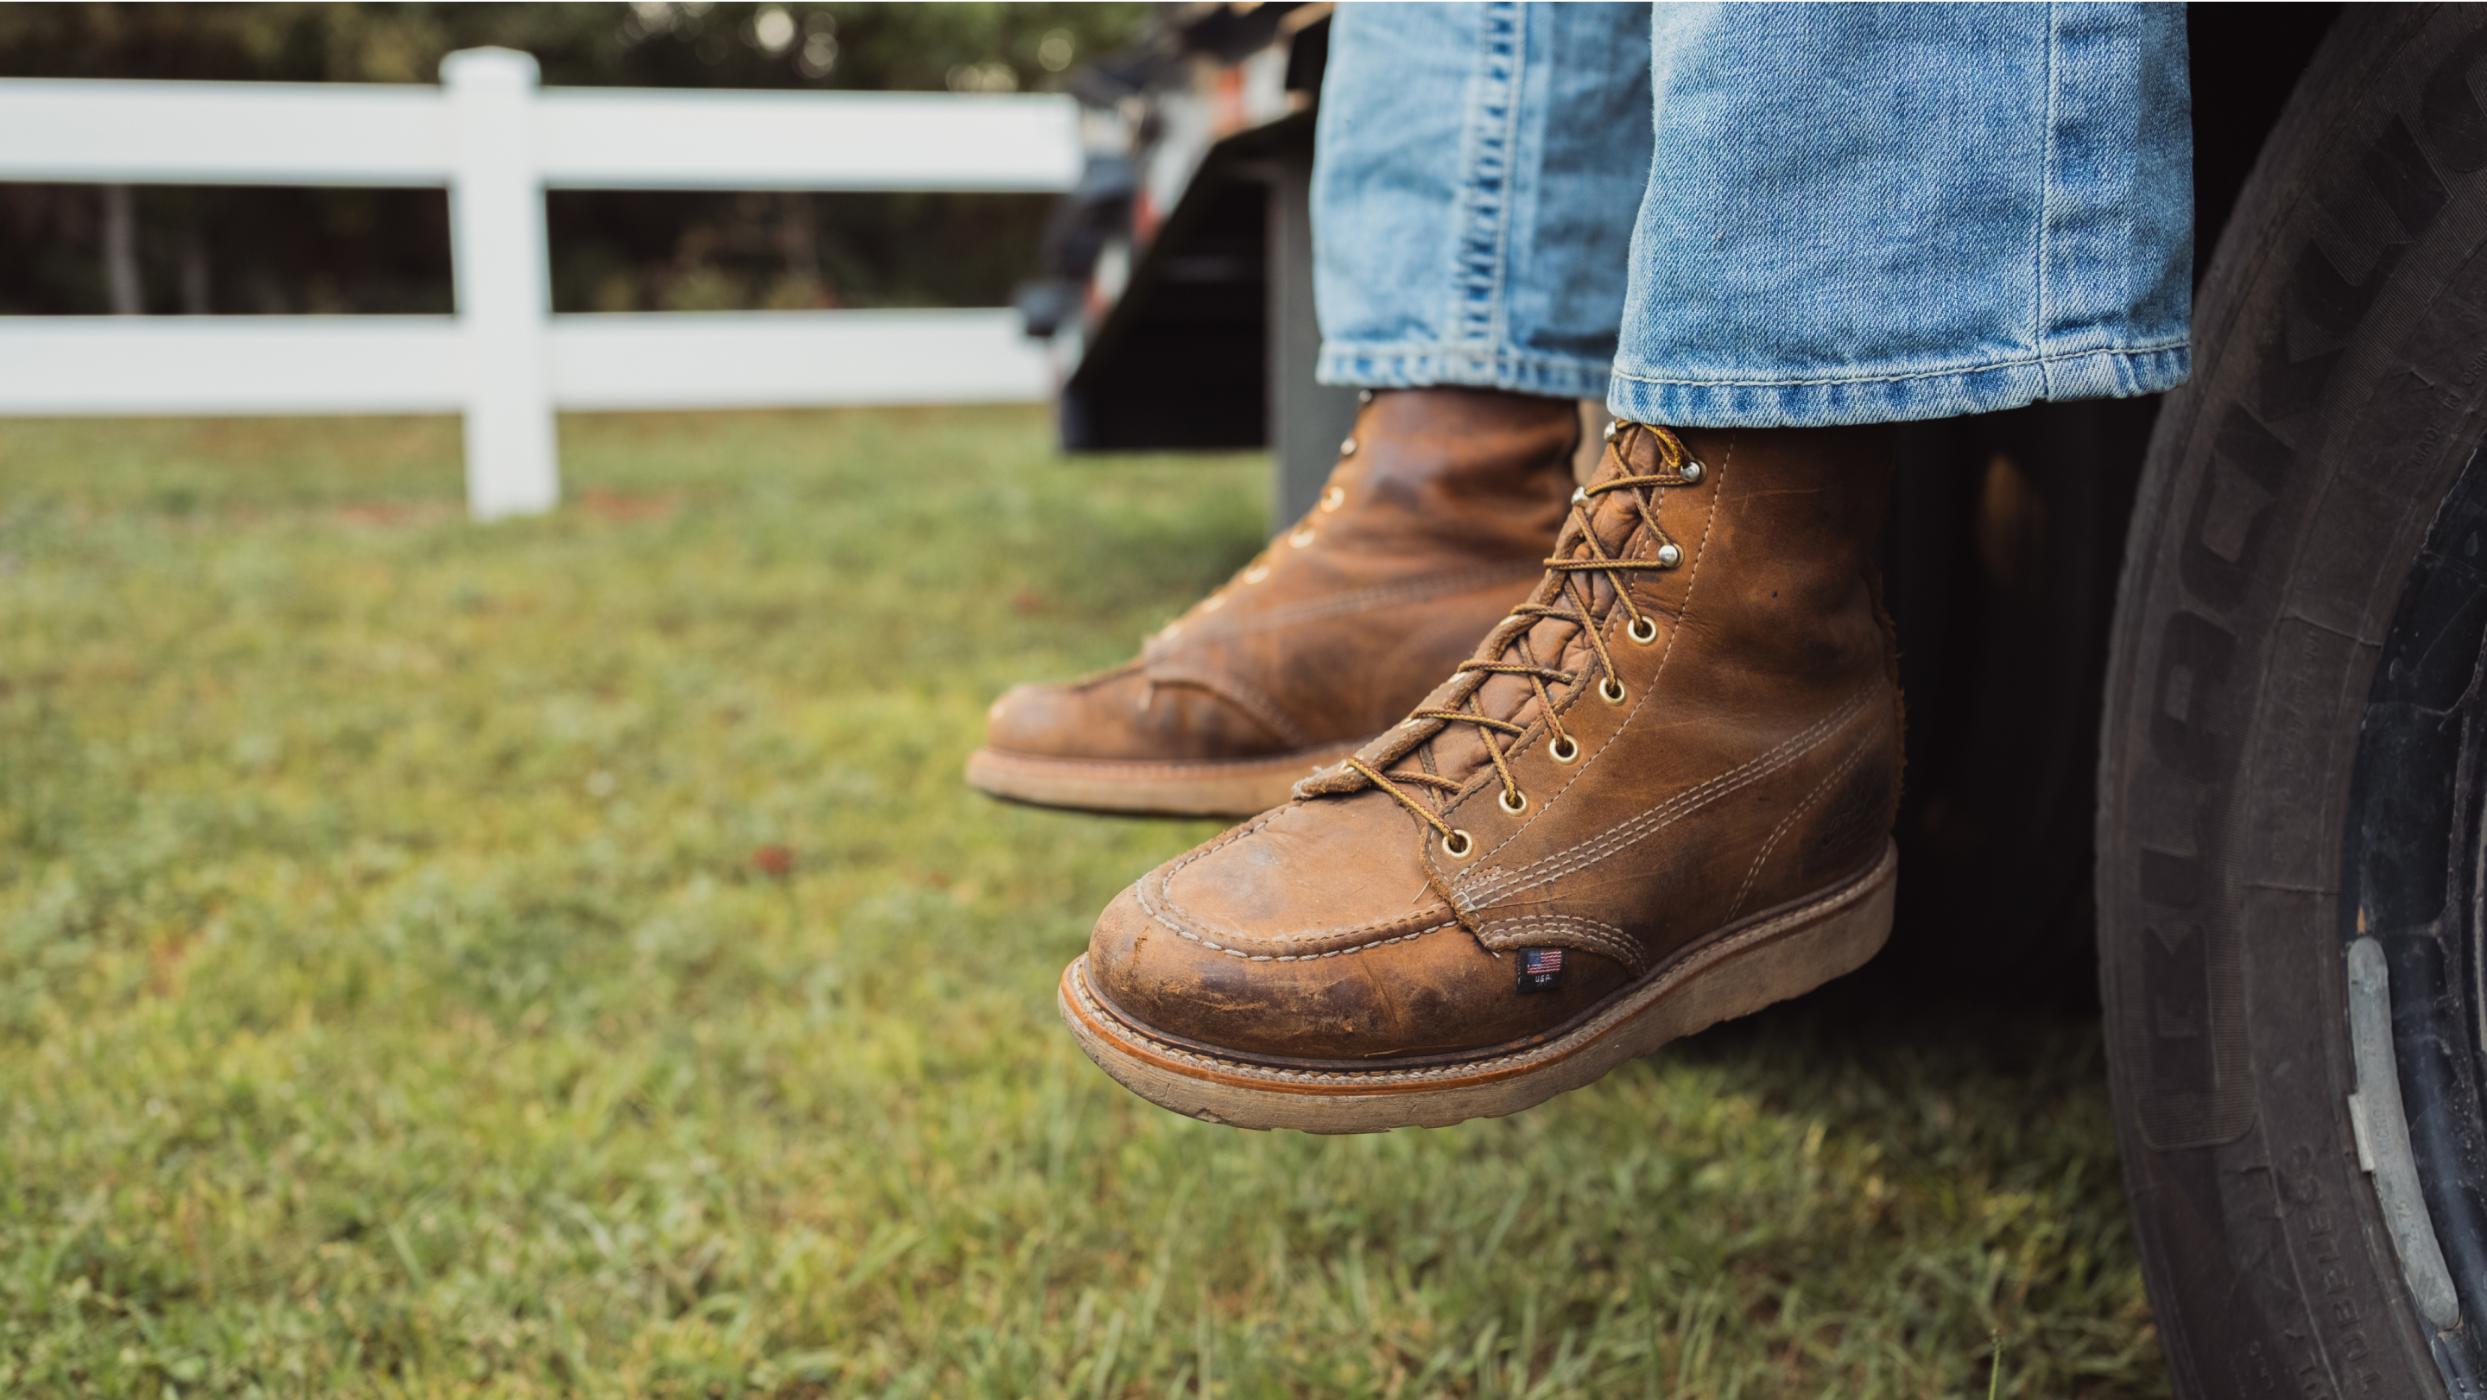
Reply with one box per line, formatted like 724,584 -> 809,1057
1060,421 -> 1904,1130
968,388 -> 1580,817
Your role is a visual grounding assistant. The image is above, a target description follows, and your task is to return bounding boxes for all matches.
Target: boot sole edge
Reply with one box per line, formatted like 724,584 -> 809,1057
964,744 -> 1357,819
1058,840 -> 1898,1133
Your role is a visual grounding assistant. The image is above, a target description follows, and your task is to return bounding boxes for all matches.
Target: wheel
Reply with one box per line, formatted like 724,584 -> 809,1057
2098,6 -> 2487,1395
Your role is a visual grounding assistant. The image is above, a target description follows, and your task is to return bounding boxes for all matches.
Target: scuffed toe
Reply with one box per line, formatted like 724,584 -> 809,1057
980,677 -> 1091,758
1083,815 -> 1628,1064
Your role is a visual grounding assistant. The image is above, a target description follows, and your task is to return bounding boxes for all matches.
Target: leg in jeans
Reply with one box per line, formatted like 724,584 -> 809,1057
1609,2 -> 2191,426
968,3 -> 1646,819
1061,5 -> 2192,1132
1312,1 -> 1649,398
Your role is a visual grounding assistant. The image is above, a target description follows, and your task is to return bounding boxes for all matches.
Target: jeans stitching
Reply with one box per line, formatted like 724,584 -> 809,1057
1320,343 -> 1612,388
2034,1 -> 2061,396
1448,2 -> 1525,360
1607,340 -> 2189,391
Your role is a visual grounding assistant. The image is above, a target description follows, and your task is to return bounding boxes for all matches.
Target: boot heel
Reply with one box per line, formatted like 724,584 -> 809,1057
1634,844 -> 1897,1053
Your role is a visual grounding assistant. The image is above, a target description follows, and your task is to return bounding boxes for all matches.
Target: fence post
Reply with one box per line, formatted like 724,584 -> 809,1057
441,48 -> 559,519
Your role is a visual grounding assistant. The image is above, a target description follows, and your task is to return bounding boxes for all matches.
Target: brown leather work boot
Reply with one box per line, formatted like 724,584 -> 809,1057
1059,421 -> 1903,1130
967,389 -> 1580,816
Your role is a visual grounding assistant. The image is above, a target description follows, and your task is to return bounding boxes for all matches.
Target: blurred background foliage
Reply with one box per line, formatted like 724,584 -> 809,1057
0,2 -> 1149,315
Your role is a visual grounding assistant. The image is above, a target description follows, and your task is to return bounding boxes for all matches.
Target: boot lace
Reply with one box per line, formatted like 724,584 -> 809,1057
1342,422 -> 1705,856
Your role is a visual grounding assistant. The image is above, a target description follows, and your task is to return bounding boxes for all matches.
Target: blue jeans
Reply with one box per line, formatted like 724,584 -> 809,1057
1312,2 -> 2192,427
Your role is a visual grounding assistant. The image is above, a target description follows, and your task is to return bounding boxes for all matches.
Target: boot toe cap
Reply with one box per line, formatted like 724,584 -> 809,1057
981,677 -> 1100,759
1081,817 -> 1628,1064
981,666 -> 1287,764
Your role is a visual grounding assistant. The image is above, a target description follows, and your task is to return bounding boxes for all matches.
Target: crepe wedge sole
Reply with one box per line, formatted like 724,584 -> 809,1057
965,744 -> 1356,819
1060,841 -> 1897,1132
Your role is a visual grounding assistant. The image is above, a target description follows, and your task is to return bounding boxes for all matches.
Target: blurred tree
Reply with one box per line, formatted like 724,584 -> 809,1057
0,3 -> 1151,314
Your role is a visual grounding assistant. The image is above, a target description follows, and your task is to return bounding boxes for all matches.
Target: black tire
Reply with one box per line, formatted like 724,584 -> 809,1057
2099,6 -> 2487,1396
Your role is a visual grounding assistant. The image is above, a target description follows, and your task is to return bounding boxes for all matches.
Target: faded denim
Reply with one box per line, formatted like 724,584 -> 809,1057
1312,2 -> 2193,427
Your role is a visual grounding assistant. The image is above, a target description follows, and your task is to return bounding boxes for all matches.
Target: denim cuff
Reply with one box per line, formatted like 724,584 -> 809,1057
1318,342 -> 1612,401
1605,342 -> 2191,428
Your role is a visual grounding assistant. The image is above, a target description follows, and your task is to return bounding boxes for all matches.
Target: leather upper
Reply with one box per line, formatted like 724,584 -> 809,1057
981,389 -> 1579,765
1085,421 -> 1905,1062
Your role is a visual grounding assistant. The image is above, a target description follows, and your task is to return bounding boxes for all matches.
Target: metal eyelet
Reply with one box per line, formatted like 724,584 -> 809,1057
1339,435 -> 1358,457
1602,419 -> 1620,441
1289,528 -> 1316,548
1441,829 -> 1475,858
1599,677 -> 1627,705
1678,460 -> 1704,484
1203,595 -> 1225,612
1627,616 -> 1659,645
1655,542 -> 1683,569
1243,565 -> 1270,584
1498,789 -> 1528,815
1321,485 -> 1346,511
1548,735 -> 1581,764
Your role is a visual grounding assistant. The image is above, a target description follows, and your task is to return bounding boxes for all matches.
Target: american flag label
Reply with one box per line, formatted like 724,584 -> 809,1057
1515,947 -> 1566,994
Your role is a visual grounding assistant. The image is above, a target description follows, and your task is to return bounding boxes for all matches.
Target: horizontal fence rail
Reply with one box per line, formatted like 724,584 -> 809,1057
0,51 -> 1082,517
0,77 -> 1084,190
0,310 -> 1048,415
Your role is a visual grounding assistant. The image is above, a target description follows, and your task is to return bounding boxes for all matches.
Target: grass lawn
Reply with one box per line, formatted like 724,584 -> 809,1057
0,407 -> 2163,1396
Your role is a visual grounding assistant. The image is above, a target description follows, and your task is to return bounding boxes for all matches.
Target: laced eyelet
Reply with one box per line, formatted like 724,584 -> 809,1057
1321,486 -> 1346,511
1289,528 -> 1316,548
1340,419 -> 1713,845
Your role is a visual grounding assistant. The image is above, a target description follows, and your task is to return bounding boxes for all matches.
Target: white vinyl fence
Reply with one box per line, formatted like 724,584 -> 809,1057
0,50 -> 1081,517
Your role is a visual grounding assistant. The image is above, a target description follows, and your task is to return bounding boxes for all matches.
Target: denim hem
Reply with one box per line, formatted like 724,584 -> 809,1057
1318,343 -> 1611,400
1605,342 -> 2190,428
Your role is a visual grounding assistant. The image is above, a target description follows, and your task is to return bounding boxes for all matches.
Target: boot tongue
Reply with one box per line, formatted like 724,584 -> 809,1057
1408,435 -> 1668,789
